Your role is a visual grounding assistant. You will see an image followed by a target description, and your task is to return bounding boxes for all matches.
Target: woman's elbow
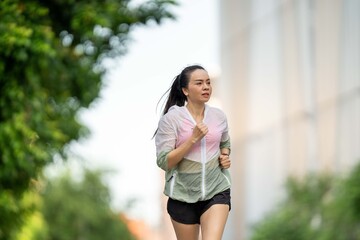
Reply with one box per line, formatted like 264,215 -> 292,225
157,161 -> 174,171
167,162 -> 176,170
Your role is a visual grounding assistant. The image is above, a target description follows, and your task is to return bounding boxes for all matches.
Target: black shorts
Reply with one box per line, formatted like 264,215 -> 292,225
167,188 -> 231,224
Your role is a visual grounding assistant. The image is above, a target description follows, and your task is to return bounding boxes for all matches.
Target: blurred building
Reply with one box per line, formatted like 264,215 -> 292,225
219,0 -> 360,239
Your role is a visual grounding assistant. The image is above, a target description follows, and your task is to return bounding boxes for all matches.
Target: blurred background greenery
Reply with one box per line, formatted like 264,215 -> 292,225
251,161 -> 360,240
17,168 -> 135,240
0,0 -> 176,239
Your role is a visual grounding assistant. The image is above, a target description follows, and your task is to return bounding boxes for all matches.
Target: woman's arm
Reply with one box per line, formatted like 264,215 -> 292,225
167,122 -> 208,169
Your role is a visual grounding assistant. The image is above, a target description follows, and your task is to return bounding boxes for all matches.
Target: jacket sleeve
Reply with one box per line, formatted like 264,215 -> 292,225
155,115 -> 176,171
220,113 -> 231,151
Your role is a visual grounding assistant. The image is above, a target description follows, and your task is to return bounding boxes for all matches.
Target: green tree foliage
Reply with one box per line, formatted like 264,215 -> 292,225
14,188 -> 48,240
0,0 -> 176,238
251,162 -> 360,240
41,168 -> 135,240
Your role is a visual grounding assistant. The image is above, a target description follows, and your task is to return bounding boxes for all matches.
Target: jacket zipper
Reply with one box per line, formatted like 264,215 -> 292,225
184,106 -> 208,200
201,138 -> 206,200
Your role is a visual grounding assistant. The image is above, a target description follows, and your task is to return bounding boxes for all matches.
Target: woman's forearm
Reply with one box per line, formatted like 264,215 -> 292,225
167,138 -> 196,169
167,122 -> 208,169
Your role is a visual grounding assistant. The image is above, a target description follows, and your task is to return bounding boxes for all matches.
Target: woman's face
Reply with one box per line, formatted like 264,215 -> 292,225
182,69 -> 212,104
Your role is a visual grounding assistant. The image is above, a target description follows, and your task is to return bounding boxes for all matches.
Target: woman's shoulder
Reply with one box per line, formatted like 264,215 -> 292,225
207,105 -> 227,118
161,105 -> 186,121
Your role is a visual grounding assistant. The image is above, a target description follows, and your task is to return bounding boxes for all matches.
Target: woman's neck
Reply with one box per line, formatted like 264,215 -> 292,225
186,102 -> 205,122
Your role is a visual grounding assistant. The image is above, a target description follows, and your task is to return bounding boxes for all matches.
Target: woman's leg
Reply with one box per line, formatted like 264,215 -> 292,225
171,218 -> 200,240
200,204 -> 229,240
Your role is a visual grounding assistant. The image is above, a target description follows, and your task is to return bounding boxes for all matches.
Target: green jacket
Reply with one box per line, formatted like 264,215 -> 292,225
155,105 -> 231,203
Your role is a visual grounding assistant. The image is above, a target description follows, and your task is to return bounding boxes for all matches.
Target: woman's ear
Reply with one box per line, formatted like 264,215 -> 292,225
182,88 -> 188,96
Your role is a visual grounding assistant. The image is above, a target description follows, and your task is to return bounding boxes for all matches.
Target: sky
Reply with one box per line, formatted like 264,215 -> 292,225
53,0 -> 220,227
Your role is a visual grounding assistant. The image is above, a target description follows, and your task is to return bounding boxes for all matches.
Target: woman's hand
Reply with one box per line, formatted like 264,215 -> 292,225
191,122 -> 208,143
219,153 -> 231,169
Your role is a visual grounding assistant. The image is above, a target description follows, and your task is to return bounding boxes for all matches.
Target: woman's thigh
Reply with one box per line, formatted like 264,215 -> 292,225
171,218 -> 200,240
200,204 -> 229,240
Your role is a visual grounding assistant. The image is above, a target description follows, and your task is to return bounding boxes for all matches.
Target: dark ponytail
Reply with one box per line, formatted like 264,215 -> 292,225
161,74 -> 187,115
153,64 -> 205,138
